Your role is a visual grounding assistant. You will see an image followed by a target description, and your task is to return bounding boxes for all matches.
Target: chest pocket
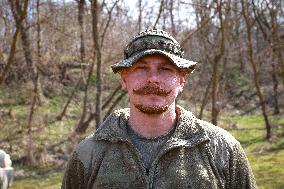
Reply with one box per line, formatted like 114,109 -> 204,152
152,147 -> 219,189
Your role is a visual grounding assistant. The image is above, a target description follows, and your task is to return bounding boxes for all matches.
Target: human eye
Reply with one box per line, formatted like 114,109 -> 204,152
137,65 -> 146,69
134,65 -> 147,70
159,66 -> 174,72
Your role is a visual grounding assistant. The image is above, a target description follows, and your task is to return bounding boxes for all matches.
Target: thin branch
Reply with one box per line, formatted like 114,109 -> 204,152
181,14 -> 216,47
56,78 -> 82,121
153,0 -> 164,28
100,0 -> 120,48
102,84 -> 122,110
103,91 -> 127,120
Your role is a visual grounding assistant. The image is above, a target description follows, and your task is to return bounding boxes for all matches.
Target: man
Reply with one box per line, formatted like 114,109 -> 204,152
62,29 -> 257,189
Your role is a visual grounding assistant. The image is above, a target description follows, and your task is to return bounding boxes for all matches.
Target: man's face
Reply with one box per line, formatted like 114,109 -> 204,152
120,54 -> 186,114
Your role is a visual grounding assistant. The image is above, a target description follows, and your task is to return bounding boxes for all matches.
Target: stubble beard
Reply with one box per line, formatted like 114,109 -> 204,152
132,84 -> 172,114
134,104 -> 169,114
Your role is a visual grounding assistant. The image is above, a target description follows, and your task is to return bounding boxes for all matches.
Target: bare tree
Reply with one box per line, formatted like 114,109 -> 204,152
0,0 -> 29,84
198,77 -> 212,119
271,63 -> 280,114
89,0 -> 102,129
74,0 -> 102,134
56,79 -> 82,121
56,0 -> 87,121
268,1 -> 284,87
241,0 -> 272,139
153,0 -> 165,28
8,0 -> 43,165
137,0 -> 143,32
76,0 -> 86,63
252,0 -> 281,114
269,4 -> 282,114
74,0 -> 121,134
11,1 -> 45,104
5,1 -> 44,165
100,0 -> 120,48
169,0 -> 176,36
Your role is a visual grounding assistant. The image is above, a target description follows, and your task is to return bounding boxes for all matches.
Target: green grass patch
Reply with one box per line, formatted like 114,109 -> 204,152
8,114 -> 284,188
249,150 -> 284,189
11,172 -> 63,189
220,114 -> 284,189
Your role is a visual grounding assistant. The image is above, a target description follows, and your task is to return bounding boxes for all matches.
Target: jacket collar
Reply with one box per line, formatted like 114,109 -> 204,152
93,106 -> 210,148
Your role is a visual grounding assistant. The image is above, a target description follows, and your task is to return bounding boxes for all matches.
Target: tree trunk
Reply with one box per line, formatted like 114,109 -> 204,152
74,0 -> 119,134
252,1 -> 280,115
271,63 -> 280,114
211,0 -> 225,126
77,0 -> 86,63
269,5 -> 284,88
211,57 -> 220,125
57,78 -> 82,120
18,9 -> 45,105
74,0 -> 92,134
9,0 -> 47,165
77,0 -> 87,88
36,0 -> 45,104
153,0 -> 164,28
74,85 -> 123,134
198,76 -> 212,119
91,0 -> 102,128
137,0 -> 142,32
169,0 -> 176,36
36,0 -> 41,62
26,81 -> 37,166
0,0 -> 29,84
75,64 -> 93,133
241,0 -> 272,140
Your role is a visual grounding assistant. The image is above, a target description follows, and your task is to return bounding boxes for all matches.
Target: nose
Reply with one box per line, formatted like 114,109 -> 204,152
147,70 -> 160,84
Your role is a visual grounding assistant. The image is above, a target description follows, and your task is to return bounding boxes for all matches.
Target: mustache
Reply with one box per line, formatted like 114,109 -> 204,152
133,85 -> 172,96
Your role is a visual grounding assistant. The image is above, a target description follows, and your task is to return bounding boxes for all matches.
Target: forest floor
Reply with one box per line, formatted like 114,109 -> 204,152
8,114 -> 284,189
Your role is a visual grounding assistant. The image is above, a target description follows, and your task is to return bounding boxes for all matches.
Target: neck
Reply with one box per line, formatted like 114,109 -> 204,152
129,103 -> 177,138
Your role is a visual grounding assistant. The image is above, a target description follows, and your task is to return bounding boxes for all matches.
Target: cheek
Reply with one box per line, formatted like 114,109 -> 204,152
124,80 -> 141,95
168,77 -> 184,95
165,76 -> 181,88
127,80 -> 139,89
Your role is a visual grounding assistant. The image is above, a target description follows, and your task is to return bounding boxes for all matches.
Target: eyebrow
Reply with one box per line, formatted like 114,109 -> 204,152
135,59 -> 147,65
159,62 -> 174,67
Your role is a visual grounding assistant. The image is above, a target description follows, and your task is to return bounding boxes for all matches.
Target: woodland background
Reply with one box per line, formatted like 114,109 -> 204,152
0,0 -> 283,188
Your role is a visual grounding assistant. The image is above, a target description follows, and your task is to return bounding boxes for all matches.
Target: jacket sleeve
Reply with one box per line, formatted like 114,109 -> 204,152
61,152 -> 87,189
226,142 -> 258,189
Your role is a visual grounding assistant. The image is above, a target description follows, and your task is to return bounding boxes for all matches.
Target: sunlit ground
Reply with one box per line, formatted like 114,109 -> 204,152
10,114 -> 284,189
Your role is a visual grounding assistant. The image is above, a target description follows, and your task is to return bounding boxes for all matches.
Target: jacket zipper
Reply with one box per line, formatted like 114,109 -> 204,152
119,139 -> 150,187
101,136 -> 210,188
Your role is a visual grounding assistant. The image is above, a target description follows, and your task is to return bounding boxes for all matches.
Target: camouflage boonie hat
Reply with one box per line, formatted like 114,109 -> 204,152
111,29 -> 197,73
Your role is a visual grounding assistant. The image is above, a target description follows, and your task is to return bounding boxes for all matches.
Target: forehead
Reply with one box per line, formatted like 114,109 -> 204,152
134,54 -> 176,68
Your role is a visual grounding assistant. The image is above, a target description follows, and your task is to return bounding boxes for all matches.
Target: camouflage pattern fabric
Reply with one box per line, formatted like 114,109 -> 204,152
111,29 -> 197,74
62,106 -> 257,189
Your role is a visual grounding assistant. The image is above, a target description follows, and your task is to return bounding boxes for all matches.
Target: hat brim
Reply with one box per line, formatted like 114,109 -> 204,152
111,49 -> 197,74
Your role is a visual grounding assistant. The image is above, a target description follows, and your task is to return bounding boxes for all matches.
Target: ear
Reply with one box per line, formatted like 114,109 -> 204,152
119,70 -> 127,90
178,72 -> 186,93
